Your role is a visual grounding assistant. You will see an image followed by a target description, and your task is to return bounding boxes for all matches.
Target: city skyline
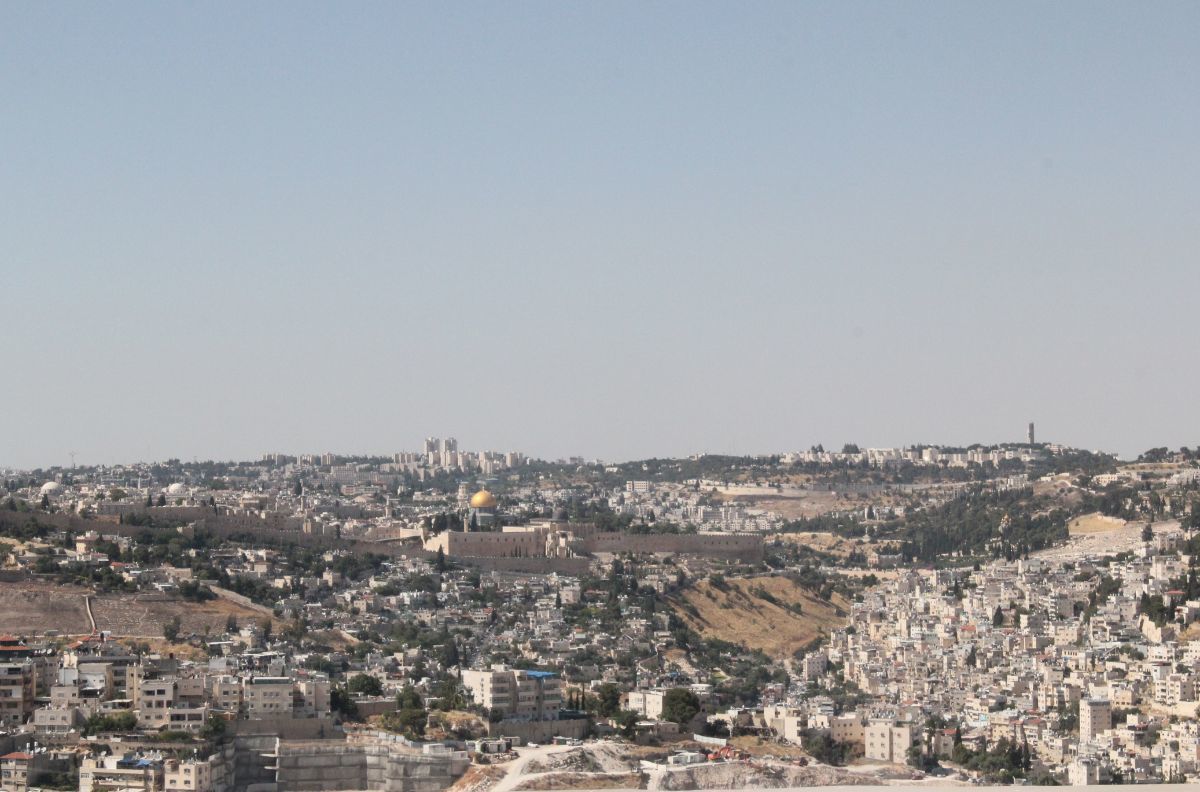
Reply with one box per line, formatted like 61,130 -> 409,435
0,427 -> 1151,473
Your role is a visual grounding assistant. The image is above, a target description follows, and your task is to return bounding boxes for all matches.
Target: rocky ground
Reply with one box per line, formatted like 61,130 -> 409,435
526,748 -> 604,774
655,760 -> 881,790
515,771 -> 647,790
480,741 -> 893,792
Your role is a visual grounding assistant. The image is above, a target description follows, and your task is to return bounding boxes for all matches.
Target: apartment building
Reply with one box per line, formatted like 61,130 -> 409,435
624,689 -> 668,721
0,752 -> 36,792
32,705 -> 83,733
295,677 -> 331,718
864,720 -> 919,764
208,675 -> 242,713
164,755 -> 226,792
1080,698 -> 1112,744
462,667 -> 562,721
0,750 -> 72,792
0,663 -> 35,726
80,753 -> 164,792
243,677 -> 293,718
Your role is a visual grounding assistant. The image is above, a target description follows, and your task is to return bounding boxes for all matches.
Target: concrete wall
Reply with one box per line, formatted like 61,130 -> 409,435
486,717 -> 589,744
275,739 -> 467,792
230,733 -> 279,792
275,741 -> 367,791
227,718 -> 339,792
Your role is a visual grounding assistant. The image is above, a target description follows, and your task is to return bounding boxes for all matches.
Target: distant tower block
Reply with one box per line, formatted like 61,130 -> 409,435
1028,422 -> 1035,445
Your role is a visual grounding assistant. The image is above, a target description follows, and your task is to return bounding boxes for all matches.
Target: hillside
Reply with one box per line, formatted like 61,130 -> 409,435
669,575 -> 848,658
1068,511 -> 1128,535
0,580 -> 267,639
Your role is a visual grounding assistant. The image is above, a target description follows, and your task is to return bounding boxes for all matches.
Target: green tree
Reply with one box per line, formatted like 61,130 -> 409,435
199,714 -> 227,740
383,706 -> 427,737
596,683 -> 622,717
397,685 -> 423,710
331,686 -> 360,720
440,639 -> 460,668
907,744 -> 937,772
661,688 -> 700,726
434,676 -> 464,710
163,615 -> 182,642
614,710 -> 639,738
347,674 -> 383,697
83,710 -> 138,736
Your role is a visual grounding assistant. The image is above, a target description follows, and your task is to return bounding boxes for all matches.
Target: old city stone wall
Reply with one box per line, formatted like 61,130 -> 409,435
581,531 -> 764,561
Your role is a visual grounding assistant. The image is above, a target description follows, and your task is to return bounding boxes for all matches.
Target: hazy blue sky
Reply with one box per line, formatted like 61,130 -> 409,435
2,3 -> 1198,469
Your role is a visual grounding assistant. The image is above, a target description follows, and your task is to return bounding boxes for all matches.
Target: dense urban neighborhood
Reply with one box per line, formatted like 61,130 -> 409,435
1,439 -> 1199,791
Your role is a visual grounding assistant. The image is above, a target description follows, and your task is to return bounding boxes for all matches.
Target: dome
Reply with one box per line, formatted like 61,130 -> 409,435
39,482 -> 62,495
469,490 -> 497,509
166,483 -> 187,495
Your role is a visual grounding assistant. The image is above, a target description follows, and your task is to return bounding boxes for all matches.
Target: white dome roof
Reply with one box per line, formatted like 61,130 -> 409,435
166,483 -> 187,495
40,482 -> 63,494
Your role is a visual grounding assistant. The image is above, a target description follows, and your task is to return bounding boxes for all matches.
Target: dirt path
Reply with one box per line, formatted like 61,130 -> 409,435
492,745 -> 578,792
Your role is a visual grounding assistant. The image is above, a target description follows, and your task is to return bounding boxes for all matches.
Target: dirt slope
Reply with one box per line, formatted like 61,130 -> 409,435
669,576 -> 847,658
0,580 -> 265,638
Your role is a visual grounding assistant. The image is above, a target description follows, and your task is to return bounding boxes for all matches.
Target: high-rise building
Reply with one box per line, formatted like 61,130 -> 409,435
1080,698 -> 1111,743
1028,422 -> 1036,445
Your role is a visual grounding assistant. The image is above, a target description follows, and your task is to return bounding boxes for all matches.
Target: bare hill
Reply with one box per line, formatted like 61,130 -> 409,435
0,581 -> 93,635
1068,511 -> 1128,535
0,580 -> 266,638
669,576 -> 848,658
89,592 -> 265,638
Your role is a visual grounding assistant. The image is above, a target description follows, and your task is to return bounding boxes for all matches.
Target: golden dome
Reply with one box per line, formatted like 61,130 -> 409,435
469,490 -> 497,509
